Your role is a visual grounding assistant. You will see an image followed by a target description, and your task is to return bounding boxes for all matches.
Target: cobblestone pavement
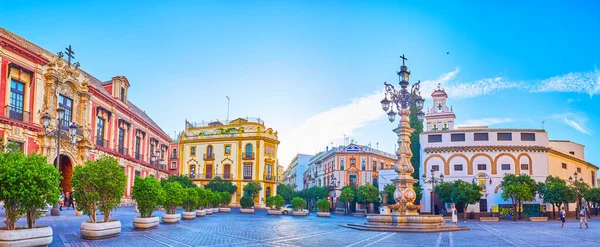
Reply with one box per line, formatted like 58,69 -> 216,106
2,207 -> 600,247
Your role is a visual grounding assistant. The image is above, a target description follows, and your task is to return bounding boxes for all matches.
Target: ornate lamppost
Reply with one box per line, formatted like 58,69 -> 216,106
150,150 -> 164,178
422,169 -> 444,214
41,107 -> 80,216
568,172 -> 585,220
380,54 -> 425,216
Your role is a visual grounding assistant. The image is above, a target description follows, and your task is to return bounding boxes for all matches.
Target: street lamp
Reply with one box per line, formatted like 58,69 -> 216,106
422,169 -> 444,214
380,54 -> 425,216
41,107 -> 80,216
568,172 -> 585,219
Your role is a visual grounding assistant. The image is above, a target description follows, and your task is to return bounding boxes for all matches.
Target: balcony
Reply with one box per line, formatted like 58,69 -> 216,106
203,153 -> 215,161
195,173 -> 215,179
150,160 -> 166,170
118,146 -> 128,156
216,173 -> 233,180
263,174 -> 274,181
5,105 -> 29,123
95,137 -> 108,148
170,154 -> 177,159
242,152 -> 255,160
134,153 -> 142,161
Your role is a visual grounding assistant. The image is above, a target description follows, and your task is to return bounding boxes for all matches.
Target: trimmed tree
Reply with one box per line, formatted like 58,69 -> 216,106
72,156 -> 127,223
277,183 -> 294,203
244,182 -> 263,199
132,176 -> 165,218
585,188 -> 600,216
338,186 -> 356,213
220,191 -> 232,207
357,184 -> 379,213
196,187 -> 207,210
160,175 -> 197,188
203,190 -> 214,208
501,174 -> 537,221
240,196 -> 254,209
383,184 -> 396,204
182,188 -> 199,212
163,182 -> 185,214
291,196 -> 307,211
0,151 -> 61,230
206,176 -> 237,194
537,176 -> 576,219
211,191 -> 222,208
315,199 -> 331,212
409,101 -> 424,180
451,180 -> 482,220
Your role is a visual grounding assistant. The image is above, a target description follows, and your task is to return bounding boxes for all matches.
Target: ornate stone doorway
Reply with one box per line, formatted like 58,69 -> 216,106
54,154 -> 73,193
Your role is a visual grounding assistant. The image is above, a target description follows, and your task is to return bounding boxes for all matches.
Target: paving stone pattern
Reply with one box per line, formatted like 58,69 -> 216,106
1,207 -> 599,247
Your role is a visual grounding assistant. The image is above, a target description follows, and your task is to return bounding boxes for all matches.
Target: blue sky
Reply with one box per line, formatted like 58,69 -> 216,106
2,1 -> 599,166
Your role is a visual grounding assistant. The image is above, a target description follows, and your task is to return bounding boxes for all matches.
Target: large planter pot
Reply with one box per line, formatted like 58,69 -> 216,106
211,208 -> 219,213
292,211 -> 309,216
38,209 -> 48,217
133,216 -> 159,230
240,208 -> 255,214
196,210 -> 206,217
80,220 -> 121,240
268,210 -> 282,215
479,217 -> 499,222
76,210 -> 83,216
317,212 -> 331,217
529,217 -> 548,222
205,209 -> 213,215
162,213 -> 181,224
0,226 -> 53,247
182,211 -> 196,220
218,208 -> 231,213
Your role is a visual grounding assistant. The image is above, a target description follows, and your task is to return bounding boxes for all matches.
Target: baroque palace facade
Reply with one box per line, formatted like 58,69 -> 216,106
0,27 -> 175,204
177,117 -> 280,208
419,87 -> 598,216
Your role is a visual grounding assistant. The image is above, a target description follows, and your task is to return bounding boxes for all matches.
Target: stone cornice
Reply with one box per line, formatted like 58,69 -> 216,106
424,145 -> 549,153
0,28 -> 49,65
0,117 -> 43,132
548,148 -> 598,170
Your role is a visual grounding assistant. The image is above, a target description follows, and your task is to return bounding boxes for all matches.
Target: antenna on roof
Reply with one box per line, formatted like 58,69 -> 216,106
542,120 -> 545,130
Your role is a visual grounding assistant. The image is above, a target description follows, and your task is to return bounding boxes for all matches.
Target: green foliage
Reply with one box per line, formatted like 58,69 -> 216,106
243,182 -> 262,199
240,196 -> 254,209
182,188 -> 199,212
434,180 -> 481,220
409,101 -> 423,179
211,191 -> 222,207
206,176 -> 237,194
291,196 -> 307,211
274,195 -> 285,209
73,156 -> 127,223
196,187 -> 207,209
501,174 -> 538,220
383,184 -> 396,204
0,151 -> 61,230
537,176 -> 576,218
315,199 -> 331,212
219,191 -> 232,207
339,185 -> 357,204
277,183 -> 294,202
434,182 -> 454,203
132,176 -> 165,218
163,182 -> 185,214
160,175 -> 197,188
585,188 -> 600,207
203,190 -> 214,208
357,184 -> 379,205
413,182 -> 423,205
573,181 -> 590,204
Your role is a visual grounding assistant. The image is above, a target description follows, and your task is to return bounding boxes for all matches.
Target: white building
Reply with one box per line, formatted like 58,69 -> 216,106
283,154 -> 312,190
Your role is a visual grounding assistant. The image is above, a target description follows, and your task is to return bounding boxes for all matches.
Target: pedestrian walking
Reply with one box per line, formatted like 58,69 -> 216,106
580,207 -> 589,229
451,204 -> 458,225
59,191 -> 65,211
559,206 -> 566,229
68,192 -> 75,210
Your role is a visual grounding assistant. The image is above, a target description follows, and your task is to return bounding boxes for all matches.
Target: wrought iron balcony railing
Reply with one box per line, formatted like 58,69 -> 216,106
95,137 -> 108,148
242,152 -> 255,160
203,153 -> 215,161
134,153 -> 142,161
5,105 -> 29,123
118,146 -> 128,156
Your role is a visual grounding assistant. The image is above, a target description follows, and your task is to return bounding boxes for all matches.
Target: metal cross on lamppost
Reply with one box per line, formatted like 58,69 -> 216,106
41,107 -> 80,216
379,54 -> 425,216
423,169 -> 444,214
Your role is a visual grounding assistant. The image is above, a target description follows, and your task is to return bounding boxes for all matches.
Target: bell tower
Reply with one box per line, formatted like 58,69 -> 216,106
425,84 -> 456,131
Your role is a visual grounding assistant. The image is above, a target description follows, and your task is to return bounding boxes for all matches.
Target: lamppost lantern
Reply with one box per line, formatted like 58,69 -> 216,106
150,153 -> 157,163
416,111 -> 425,122
439,173 -> 444,182
574,172 -> 578,180
69,122 -> 78,136
579,178 -> 583,183
56,107 -> 65,120
42,112 -> 51,128
381,97 -> 391,112
569,176 -> 573,183
415,96 -> 425,110
387,110 -> 396,122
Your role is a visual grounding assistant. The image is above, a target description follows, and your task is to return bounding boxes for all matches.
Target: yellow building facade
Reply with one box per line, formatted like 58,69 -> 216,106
178,117 -> 279,208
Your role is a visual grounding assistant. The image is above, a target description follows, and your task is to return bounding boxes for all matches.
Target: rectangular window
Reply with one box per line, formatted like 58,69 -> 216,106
521,164 -> 529,171
474,133 -> 489,141
171,162 -> 177,169
569,151 -> 575,155
431,165 -> 439,171
562,163 -> 567,169
497,133 -> 512,141
451,133 -> 465,142
372,161 -> 377,171
135,137 -> 141,160
428,134 -> 442,143
454,164 -> 463,171
9,79 -> 25,121
96,117 -> 105,147
592,171 -> 596,186
266,165 -> 273,180
8,140 -> 24,153
225,145 -> 231,155
190,146 -> 196,155
58,94 -> 73,130
501,164 -> 511,170
520,133 -> 536,141
135,170 -> 141,177
120,87 -> 125,102
478,164 -> 486,170
577,167 -> 582,173
243,164 -> 252,179
350,158 -> 356,166
118,127 -> 126,154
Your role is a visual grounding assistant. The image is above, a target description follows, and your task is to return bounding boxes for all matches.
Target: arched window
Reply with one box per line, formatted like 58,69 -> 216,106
189,165 -> 196,179
172,148 -> 177,158
207,145 -> 213,154
245,144 -> 253,158
266,187 -> 271,197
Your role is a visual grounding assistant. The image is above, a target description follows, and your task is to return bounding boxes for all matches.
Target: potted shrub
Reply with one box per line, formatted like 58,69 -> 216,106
72,156 -> 127,240
131,176 -> 165,230
182,188 -> 199,220
162,182 -> 185,224
218,191 -> 232,212
204,190 -> 214,215
195,187 -> 207,217
315,199 -> 331,217
240,196 -> 254,214
0,152 -> 60,247
266,195 -> 284,215
210,192 -> 222,213
291,197 -> 308,216
243,182 -> 263,208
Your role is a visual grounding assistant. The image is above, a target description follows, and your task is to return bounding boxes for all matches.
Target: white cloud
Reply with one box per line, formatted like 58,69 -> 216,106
460,118 -> 514,127
563,118 -> 591,135
531,69 -> 600,97
551,112 -> 591,136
